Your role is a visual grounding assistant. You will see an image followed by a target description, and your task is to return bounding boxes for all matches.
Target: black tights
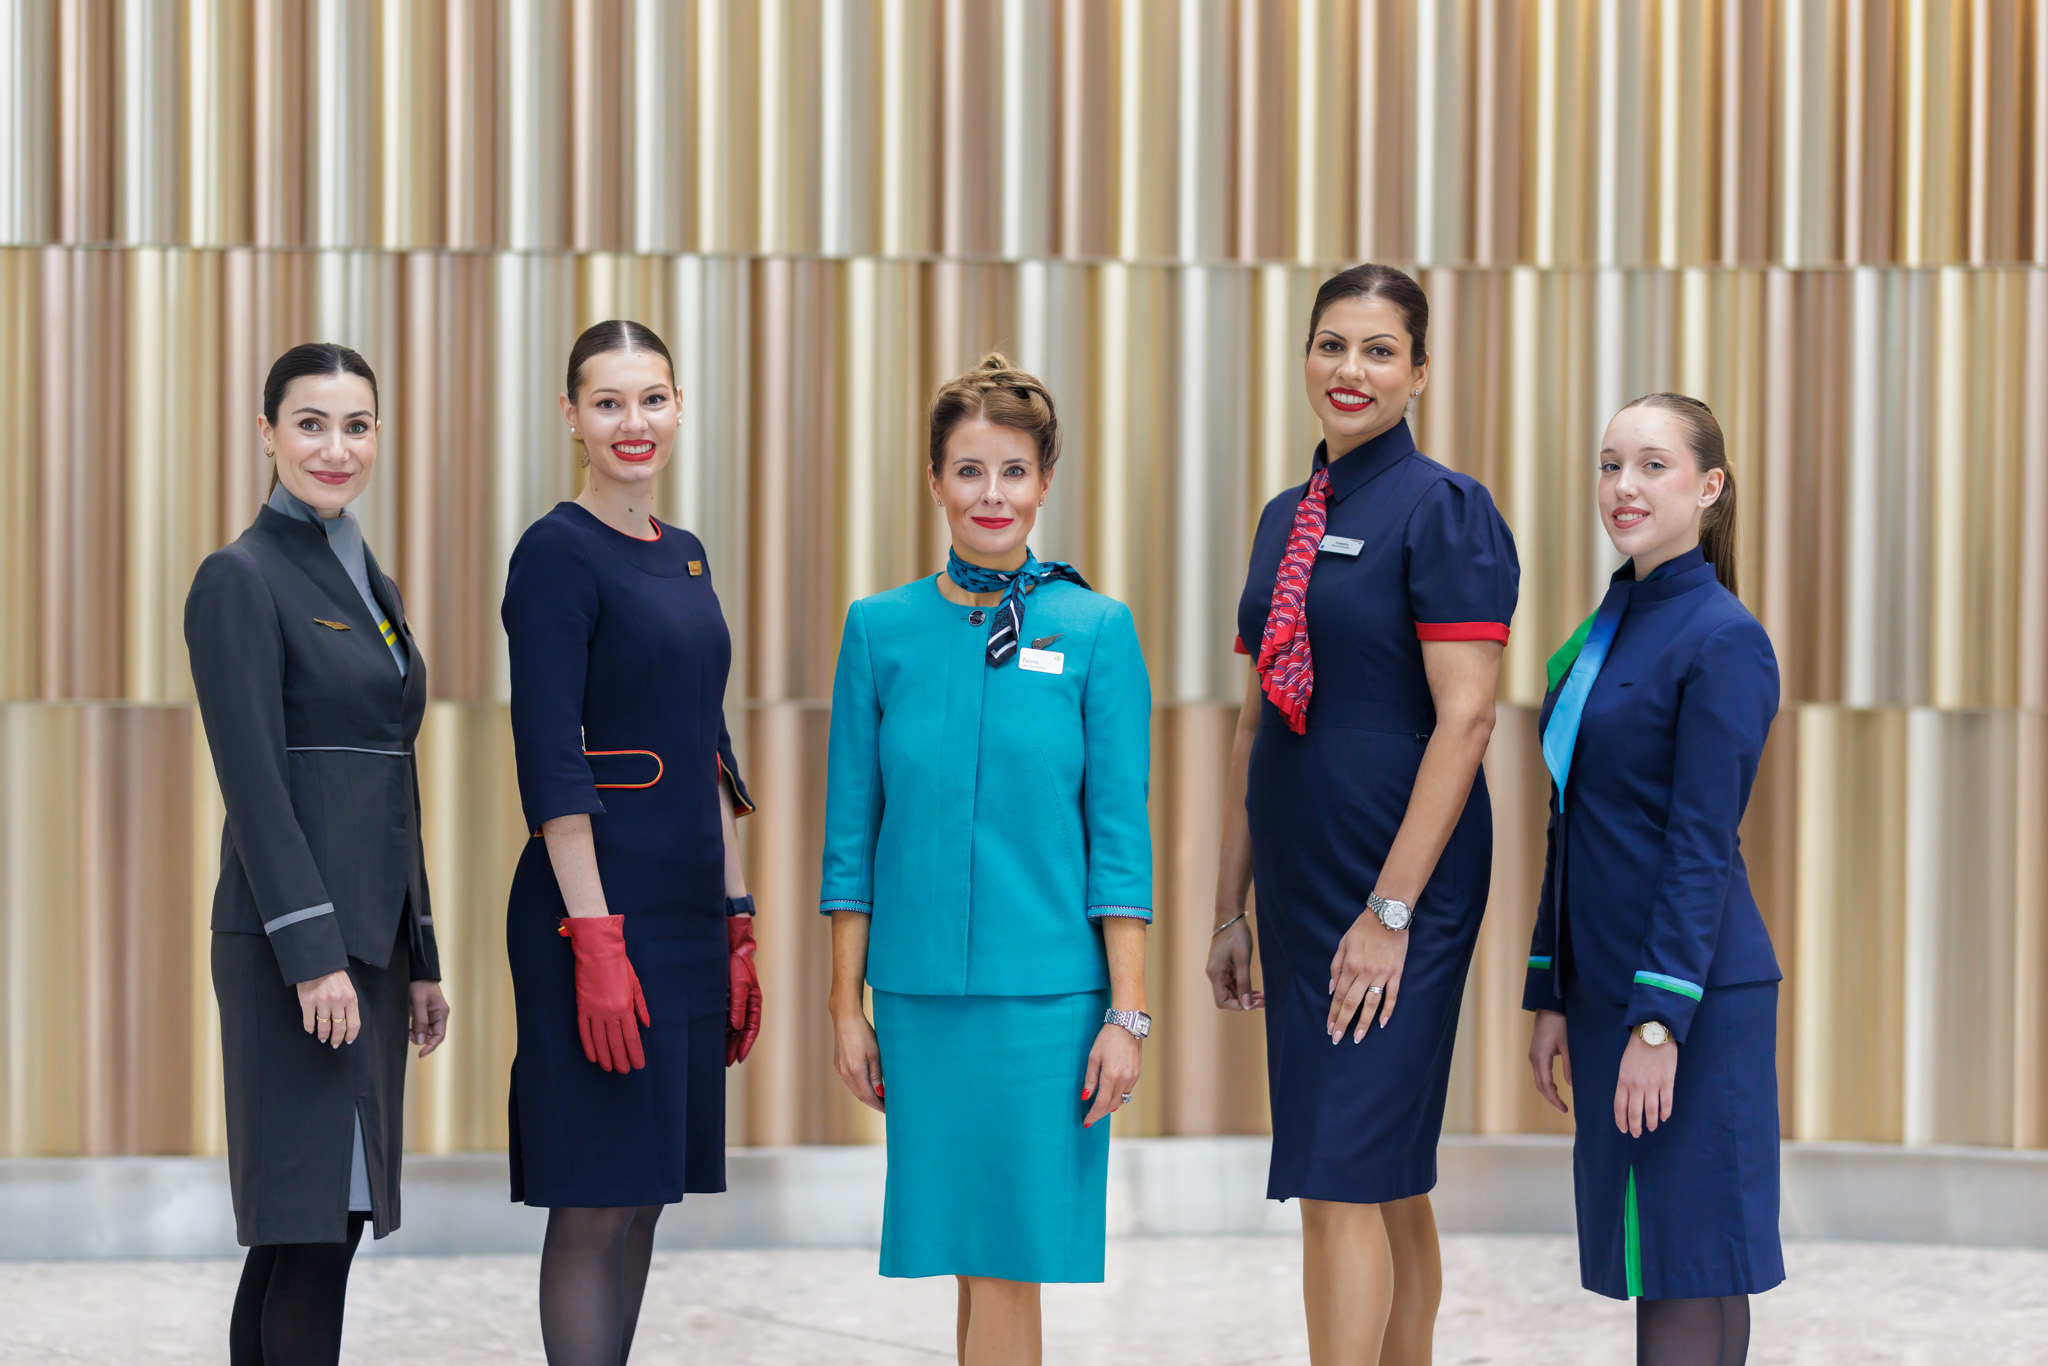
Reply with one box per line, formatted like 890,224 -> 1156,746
1637,1295 -> 1751,1366
229,1213 -> 368,1366
539,1204 -> 664,1366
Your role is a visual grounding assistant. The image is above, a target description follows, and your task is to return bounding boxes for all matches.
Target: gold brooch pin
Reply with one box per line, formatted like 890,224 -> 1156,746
313,618 -> 351,631
688,560 -> 703,576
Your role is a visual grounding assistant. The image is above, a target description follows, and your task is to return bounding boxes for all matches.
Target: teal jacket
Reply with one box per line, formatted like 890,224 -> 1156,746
818,573 -> 1153,996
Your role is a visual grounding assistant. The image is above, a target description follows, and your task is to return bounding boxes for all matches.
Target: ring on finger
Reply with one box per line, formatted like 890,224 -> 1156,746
1119,1092 -> 1133,1105
1365,985 -> 1384,996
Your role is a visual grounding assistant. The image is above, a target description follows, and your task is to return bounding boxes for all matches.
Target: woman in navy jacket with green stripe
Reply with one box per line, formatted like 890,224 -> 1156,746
1525,394 -> 1783,1366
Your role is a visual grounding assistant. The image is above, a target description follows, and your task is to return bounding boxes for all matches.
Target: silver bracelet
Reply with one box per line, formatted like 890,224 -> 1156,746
1211,911 -> 1247,937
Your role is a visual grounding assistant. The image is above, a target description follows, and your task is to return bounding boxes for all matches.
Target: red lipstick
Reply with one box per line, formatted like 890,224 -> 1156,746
971,516 -> 1014,529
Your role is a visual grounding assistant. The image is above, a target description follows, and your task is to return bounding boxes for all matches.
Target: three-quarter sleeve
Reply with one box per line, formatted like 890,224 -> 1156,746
1082,602 -> 1154,920
1404,477 -> 1519,643
1626,619 -> 1780,1043
717,717 -> 754,817
818,601 -> 882,914
503,525 -> 607,835
185,553 -> 349,985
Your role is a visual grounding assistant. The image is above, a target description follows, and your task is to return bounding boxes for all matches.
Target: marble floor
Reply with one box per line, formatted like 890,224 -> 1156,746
0,1234 -> 2042,1364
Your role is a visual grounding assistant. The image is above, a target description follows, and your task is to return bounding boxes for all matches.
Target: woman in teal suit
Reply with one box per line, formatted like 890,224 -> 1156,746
822,353 -> 1153,1364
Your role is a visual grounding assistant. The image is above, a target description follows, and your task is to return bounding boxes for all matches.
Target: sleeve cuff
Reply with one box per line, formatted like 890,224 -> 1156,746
1088,905 -> 1153,921
1625,972 -> 1704,1041
525,792 -> 607,838
719,754 -> 756,817
1232,636 -> 1250,656
266,907 -> 351,985
820,898 -> 872,916
1522,959 -> 1563,1012
1415,621 -> 1511,644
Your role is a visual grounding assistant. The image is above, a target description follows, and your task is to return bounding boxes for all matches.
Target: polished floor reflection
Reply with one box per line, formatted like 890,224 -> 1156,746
0,1234 -> 2041,1364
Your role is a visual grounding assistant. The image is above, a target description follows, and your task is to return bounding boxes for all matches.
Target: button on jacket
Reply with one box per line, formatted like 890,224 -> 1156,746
1522,547 -> 1780,1042
185,504 -> 440,988
818,575 -> 1153,997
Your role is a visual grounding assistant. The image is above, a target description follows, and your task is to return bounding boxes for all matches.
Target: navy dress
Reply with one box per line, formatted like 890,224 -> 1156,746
1524,547 -> 1784,1301
1236,420 -> 1519,1204
502,502 -> 753,1208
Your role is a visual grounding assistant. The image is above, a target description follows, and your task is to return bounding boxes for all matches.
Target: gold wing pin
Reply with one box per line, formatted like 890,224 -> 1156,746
313,618 -> 352,631
1030,633 -> 1064,650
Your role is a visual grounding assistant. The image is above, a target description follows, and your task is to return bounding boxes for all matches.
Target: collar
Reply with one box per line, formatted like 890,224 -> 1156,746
266,482 -> 352,536
1617,545 -> 1715,602
1312,418 -> 1418,505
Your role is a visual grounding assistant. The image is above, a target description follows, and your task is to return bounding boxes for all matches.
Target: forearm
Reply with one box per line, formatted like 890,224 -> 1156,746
718,779 -> 747,898
1375,705 -> 1494,905
540,814 -> 611,917
1102,917 -> 1147,1014
828,911 -> 872,1016
1212,675 -> 1260,925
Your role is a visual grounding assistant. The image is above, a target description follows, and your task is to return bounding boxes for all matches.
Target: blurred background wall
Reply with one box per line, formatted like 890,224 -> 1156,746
0,0 -> 2044,1162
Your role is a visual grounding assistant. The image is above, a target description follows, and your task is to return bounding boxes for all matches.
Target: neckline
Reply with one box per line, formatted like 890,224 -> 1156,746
1313,419 -> 1419,504
563,500 -> 662,543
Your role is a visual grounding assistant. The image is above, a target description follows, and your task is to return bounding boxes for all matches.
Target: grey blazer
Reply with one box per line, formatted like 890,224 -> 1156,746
185,505 -> 441,985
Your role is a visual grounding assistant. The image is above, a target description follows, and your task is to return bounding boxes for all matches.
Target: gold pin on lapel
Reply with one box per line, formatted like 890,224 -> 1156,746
1031,633 -> 1064,650
688,560 -> 703,576
313,618 -> 352,631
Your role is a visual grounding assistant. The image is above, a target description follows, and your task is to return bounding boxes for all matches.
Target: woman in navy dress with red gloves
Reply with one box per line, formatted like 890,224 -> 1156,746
1207,265 -> 1518,1365
502,321 -> 761,1366
1525,394 -> 1782,1366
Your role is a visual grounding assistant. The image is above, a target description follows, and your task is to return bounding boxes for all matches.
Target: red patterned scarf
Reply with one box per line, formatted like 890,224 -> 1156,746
1255,466 -> 1331,735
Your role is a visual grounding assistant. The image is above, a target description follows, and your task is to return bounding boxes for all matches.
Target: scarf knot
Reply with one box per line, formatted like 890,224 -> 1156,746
945,548 -> 1089,666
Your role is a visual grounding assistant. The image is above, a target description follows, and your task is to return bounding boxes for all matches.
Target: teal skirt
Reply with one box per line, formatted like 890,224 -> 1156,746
872,988 -> 1112,1283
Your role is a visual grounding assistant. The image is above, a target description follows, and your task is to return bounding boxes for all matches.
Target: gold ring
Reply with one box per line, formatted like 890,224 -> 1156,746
316,1016 -> 333,1022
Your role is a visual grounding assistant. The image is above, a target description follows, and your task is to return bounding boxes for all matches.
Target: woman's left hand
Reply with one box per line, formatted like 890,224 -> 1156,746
1082,1023 -> 1142,1129
409,981 -> 451,1058
1614,1033 -> 1678,1136
1328,911 -> 1409,1043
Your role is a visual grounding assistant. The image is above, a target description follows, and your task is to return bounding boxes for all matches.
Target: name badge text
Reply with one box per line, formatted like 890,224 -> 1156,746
1018,648 -> 1066,675
1320,535 -> 1364,556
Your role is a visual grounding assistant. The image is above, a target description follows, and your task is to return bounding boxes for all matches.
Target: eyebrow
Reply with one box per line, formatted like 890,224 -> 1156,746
1316,329 -> 1398,345
1598,446 -> 1677,457
291,407 -> 374,419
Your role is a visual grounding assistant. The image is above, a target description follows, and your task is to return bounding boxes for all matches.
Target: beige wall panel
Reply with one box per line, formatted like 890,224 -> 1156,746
0,0 -> 55,246
2015,711 -> 2048,1146
0,250 -> 38,698
0,705 -> 85,1156
1741,708 -> 1801,1137
187,708 -> 225,1156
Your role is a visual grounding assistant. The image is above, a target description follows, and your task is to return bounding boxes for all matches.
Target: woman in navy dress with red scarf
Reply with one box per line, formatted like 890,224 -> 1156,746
1208,266 -> 1518,1365
502,321 -> 761,1365
1525,394 -> 1782,1366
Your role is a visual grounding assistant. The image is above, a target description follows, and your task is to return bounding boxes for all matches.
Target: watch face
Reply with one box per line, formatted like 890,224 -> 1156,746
1641,1022 -> 1669,1046
1379,902 -> 1411,930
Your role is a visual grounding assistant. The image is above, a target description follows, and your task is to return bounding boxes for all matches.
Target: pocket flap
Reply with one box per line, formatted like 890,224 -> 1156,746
586,749 -> 663,788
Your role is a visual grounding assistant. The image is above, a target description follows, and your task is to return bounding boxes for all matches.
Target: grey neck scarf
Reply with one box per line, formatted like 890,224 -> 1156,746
268,484 -> 408,677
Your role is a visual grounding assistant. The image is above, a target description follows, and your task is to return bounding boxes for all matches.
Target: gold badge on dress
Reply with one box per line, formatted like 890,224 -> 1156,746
688,560 -> 703,576
313,618 -> 351,631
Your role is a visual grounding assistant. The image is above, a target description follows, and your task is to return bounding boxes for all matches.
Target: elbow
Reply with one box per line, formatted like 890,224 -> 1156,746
1445,700 -> 1496,752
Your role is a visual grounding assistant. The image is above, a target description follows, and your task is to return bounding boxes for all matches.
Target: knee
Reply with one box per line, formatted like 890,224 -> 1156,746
548,1205 -> 638,1250
961,1276 -> 1039,1308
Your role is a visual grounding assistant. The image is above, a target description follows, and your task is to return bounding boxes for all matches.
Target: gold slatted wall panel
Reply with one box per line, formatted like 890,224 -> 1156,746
0,2 -> 2044,1156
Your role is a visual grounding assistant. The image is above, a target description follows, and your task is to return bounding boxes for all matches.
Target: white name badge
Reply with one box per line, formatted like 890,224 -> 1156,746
1018,648 -> 1066,675
1320,535 -> 1365,556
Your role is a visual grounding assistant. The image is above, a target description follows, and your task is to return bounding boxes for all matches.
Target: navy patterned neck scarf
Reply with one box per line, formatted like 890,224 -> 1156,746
946,547 -> 1090,667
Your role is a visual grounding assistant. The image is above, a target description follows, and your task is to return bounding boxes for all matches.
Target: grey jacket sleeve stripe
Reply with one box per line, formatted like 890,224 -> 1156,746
263,902 -> 337,933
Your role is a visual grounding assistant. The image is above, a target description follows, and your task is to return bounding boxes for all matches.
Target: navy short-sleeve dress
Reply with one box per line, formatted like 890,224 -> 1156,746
1236,419 -> 1519,1205
502,502 -> 753,1209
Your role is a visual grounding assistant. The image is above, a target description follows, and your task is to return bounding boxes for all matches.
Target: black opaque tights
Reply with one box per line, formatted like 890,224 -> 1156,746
228,1212 -> 367,1366
1637,1294 -> 1751,1366
538,1204 -> 664,1366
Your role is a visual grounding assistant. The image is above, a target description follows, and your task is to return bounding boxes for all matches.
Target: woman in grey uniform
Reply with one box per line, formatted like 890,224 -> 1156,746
185,342 -> 452,1366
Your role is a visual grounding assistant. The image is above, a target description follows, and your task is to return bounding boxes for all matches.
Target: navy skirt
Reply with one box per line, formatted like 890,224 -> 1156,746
1566,982 -> 1785,1300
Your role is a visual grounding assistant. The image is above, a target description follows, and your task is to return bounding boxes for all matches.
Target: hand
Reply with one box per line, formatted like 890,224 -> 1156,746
1614,1032 -> 1678,1136
830,1003 -> 885,1113
559,915 -> 651,1073
1528,1010 -> 1570,1114
1205,913 -> 1264,1011
409,981 -> 450,1058
726,916 -> 763,1066
296,970 -> 359,1048
1328,908 -> 1408,1042
1081,1021 -> 1142,1129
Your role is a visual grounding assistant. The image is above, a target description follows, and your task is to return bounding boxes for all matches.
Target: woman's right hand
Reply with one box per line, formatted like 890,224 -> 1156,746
296,970 -> 360,1048
830,1004 -> 885,1113
1205,912 -> 1263,1011
1528,1009 -> 1571,1114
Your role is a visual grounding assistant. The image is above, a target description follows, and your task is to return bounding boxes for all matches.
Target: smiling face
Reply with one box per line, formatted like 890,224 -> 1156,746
1303,294 -> 1427,457
257,372 -> 379,515
560,348 -> 678,490
1597,405 -> 1725,576
928,417 -> 1050,569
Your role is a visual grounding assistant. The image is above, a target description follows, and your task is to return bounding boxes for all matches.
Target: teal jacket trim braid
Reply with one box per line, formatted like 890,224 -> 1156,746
818,574 -> 1154,996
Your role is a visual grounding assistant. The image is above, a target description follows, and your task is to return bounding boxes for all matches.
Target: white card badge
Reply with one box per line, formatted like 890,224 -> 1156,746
1017,648 -> 1066,675
1319,534 -> 1364,556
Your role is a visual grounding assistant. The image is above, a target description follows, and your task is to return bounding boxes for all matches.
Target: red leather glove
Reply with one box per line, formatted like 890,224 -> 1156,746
558,916 -> 650,1073
726,915 -> 762,1066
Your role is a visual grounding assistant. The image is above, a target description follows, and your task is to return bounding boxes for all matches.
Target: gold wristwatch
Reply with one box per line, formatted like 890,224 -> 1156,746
1632,1021 -> 1672,1047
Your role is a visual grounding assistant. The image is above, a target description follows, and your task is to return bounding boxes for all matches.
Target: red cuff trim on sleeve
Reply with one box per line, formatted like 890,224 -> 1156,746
1233,635 -> 1250,655
1415,621 -> 1511,644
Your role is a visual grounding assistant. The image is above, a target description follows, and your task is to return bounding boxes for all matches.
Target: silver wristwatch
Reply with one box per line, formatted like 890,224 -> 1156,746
1103,1008 -> 1151,1041
1367,891 -> 1413,931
